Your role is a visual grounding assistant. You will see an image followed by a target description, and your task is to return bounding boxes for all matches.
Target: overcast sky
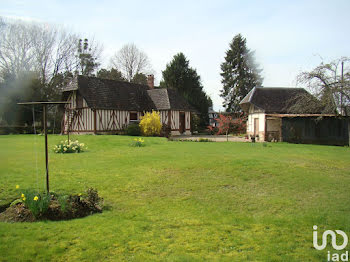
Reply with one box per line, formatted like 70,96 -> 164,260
1,0 -> 350,110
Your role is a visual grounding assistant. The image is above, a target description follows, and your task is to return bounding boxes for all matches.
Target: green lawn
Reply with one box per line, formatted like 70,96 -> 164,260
0,135 -> 349,261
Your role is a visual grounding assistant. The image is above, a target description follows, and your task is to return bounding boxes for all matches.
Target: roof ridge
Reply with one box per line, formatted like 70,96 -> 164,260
256,86 -> 303,89
77,75 -> 149,88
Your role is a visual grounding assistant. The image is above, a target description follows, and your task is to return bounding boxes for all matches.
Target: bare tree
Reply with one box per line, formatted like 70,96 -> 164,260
52,30 -> 79,76
0,21 -> 36,78
111,43 -> 152,81
0,18 -> 91,83
292,57 -> 350,115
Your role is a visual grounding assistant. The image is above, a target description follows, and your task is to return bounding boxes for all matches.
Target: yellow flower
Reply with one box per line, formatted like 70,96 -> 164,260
33,196 -> 39,201
64,147 -> 67,151
21,193 -> 25,198
80,143 -> 84,147
22,197 -> 26,201
16,185 -> 20,189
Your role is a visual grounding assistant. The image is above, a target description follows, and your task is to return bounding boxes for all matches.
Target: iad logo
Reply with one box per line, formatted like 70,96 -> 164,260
313,225 -> 349,261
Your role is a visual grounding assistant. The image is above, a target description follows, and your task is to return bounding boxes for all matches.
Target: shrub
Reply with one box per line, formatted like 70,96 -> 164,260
139,111 -> 162,136
207,125 -> 218,135
198,138 -> 213,142
53,140 -> 86,153
191,114 -> 201,133
126,123 -> 141,136
130,138 -> 145,147
160,124 -> 171,138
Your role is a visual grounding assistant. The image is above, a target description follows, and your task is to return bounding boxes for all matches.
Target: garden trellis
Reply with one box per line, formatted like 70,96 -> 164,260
18,101 -> 69,193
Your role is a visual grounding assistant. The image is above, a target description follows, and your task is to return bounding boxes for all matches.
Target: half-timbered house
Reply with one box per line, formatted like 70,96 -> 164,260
61,75 -> 194,135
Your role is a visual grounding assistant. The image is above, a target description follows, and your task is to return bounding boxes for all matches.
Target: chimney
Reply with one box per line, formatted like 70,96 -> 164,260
147,74 -> 154,89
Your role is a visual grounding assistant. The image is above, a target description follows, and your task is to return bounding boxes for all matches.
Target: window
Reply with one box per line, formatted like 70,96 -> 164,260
130,112 -> 138,121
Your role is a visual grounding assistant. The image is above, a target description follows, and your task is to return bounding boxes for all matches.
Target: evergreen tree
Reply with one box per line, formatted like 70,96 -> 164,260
220,34 -> 263,112
131,73 -> 147,85
97,68 -> 125,81
160,53 -> 212,126
76,38 -> 100,76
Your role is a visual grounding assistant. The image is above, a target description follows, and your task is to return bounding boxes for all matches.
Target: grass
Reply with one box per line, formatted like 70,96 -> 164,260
0,135 -> 350,261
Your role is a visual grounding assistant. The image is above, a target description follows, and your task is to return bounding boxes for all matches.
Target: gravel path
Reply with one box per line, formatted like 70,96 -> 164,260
173,135 -> 252,142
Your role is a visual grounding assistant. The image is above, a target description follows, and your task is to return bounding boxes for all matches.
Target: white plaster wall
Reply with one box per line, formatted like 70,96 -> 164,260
247,112 -> 265,133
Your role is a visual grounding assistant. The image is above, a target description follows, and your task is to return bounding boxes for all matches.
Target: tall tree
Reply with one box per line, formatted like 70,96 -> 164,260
160,53 -> 212,126
76,38 -> 100,76
291,57 -> 350,115
111,43 -> 152,81
220,34 -> 263,112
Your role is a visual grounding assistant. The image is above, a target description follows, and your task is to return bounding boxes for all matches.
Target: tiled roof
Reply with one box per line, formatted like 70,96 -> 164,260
62,75 -> 194,111
240,87 -> 319,113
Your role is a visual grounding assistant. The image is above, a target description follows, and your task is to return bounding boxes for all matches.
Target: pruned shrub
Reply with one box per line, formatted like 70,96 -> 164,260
139,111 -> 162,136
126,123 -> 141,136
198,138 -> 213,142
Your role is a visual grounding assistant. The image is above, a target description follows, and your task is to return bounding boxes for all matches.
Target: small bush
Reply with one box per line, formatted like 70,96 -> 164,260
207,126 -> 218,135
126,123 -> 141,136
198,138 -> 213,142
130,138 -> 145,147
160,124 -> 171,138
54,140 -> 86,153
139,111 -> 162,136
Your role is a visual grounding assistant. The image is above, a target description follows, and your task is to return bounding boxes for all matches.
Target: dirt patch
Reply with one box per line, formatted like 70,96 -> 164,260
0,203 -> 35,222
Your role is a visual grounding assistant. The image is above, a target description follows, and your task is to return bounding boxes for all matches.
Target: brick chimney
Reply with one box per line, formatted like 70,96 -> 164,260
147,74 -> 154,89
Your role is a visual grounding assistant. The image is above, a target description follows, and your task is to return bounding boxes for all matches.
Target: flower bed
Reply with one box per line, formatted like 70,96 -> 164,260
54,140 -> 86,153
0,186 -> 103,222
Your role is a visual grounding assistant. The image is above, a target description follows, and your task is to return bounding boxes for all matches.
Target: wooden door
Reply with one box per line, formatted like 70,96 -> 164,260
179,112 -> 185,134
254,118 -> 259,136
